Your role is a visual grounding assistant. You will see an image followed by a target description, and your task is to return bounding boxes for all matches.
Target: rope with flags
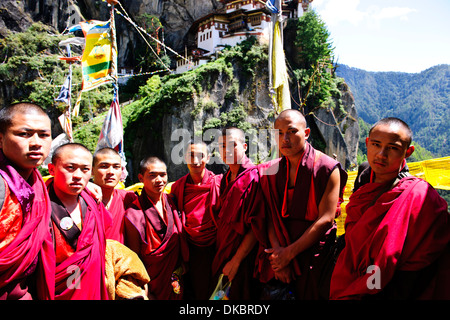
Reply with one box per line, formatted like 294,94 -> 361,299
94,3 -> 128,180
54,0 -> 128,180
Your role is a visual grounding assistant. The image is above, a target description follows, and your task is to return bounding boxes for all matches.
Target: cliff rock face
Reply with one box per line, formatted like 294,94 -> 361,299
0,0 -> 224,67
124,49 -> 358,182
0,0 -> 359,178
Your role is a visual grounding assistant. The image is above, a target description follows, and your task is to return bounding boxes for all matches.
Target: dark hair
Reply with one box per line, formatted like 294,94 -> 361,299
93,147 -> 120,166
0,102 -> 49,134
184,140 -> 209,155
274,109 -> 307,127
369,117 -> 413,147
139,156 -> 165,175
221,127 -> 245,144
52,143 -> 92,164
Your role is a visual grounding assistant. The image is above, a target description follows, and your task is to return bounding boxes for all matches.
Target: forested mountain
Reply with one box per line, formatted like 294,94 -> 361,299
336,64 -> 450,157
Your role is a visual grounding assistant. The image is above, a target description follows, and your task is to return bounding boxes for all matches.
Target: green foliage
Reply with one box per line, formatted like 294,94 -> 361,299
134,14 -> 171,73
291,10 -> 339,113
295,10 -> 334,70
337,64 -> 450,157
0,22 -> 115,124
407,142 -> 434,163
0,22 -> 65,109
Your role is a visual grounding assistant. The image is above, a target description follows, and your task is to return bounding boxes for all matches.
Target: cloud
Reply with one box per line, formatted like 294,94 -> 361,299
372,7 -> 418,21
313,0 -> 366,26
312,0 -> 417,27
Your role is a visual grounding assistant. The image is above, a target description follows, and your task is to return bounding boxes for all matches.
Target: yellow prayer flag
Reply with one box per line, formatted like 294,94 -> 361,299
272,20 -> 291,113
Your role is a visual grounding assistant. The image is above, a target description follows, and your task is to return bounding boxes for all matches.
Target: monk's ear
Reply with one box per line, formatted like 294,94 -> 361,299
48,163 -> 55,176
365,137 -> 369,147
138,173 -> 144,183
305,127 -> 311,139
405,145 -> 415,159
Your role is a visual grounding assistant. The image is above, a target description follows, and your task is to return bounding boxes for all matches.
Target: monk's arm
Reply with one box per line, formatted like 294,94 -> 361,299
269,168 -> 340,271
222,229 -> 257,281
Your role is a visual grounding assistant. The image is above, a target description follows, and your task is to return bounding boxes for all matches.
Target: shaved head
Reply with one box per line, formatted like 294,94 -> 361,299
139,156 -> 165,175
274,109 -> 307,128
0,102 -> 50,134
52,143 -> 92,164
369,117 -> 412,148
221,127 -> 245,144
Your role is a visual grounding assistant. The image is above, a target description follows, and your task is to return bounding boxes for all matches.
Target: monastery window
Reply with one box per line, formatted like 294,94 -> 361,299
251,15 -> 261,26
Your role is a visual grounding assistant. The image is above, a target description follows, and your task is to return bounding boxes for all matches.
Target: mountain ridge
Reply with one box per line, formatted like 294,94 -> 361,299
336,63 -> 450,157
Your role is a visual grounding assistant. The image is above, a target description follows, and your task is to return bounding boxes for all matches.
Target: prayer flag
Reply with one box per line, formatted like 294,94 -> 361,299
266,0 -> 280,14
79,20 -> 115,91
271,20 -> 291,113
55,73 -> 71,106
96,87 -> 128,180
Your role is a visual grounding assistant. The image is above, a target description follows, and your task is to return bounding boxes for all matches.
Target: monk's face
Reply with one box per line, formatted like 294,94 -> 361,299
139,162 -> 168,198
0,112 -> 52,179
93,152 -> 122,189
219,131 -> 247,165
185,143 -> 209,176
49,147 -> 92,197
274,113 -> 310,160
366,123 -> 414,183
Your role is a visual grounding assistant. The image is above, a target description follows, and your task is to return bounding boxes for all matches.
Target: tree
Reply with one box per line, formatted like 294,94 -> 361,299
292,10 -> 337,112
135,14 -> 171,73
295,10 -> 334,70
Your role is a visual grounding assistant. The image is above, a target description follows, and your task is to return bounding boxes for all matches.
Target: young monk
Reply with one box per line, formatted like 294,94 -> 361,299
0,102 -> 54,300
210,127 -> 266,300
330,117 -> 450,299
124,156 -> 188,300
92,147 -> 137,243
47,143 -> 112,300
170,141 -> 218,300
257,109 -> 347,300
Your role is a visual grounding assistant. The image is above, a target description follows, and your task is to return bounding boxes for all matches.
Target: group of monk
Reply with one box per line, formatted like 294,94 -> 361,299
0,102 -> 448,300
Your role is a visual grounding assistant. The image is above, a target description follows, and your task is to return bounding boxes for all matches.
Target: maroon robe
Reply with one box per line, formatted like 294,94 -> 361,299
0,151 -> 55,300
330,176 -> 450,299
124,190 -> 188,300
210,156 -> 266,299
105,189 -> 137,244
170,169 -> 218,299
257,142 -> 347,299
49,185 -> 112,300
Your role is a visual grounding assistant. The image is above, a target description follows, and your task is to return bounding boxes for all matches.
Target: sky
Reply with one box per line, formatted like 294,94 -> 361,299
309,0 -> 450,73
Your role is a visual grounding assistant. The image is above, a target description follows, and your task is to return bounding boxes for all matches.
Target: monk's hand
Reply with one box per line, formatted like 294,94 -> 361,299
265,247 -> 291,271
222,257 -> 241,282
274,266 -> 294,284
86,182 -> 103,203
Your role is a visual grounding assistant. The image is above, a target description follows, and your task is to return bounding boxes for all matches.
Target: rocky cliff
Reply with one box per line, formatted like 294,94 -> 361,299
0,0 -> 224,67
120,39 -> 358,182
0,0 -> 359,180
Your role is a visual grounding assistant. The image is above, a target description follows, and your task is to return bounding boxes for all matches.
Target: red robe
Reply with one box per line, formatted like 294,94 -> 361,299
0,152 -> 54,300
210,156 -> 266,299
105,189 -> 137,244
170,169 -> 218,299
49,185 -> 112,300
257,142 -> 347,299
170,169 -> 217,246
124,191 -> 188,300
330,176 -> 450,299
